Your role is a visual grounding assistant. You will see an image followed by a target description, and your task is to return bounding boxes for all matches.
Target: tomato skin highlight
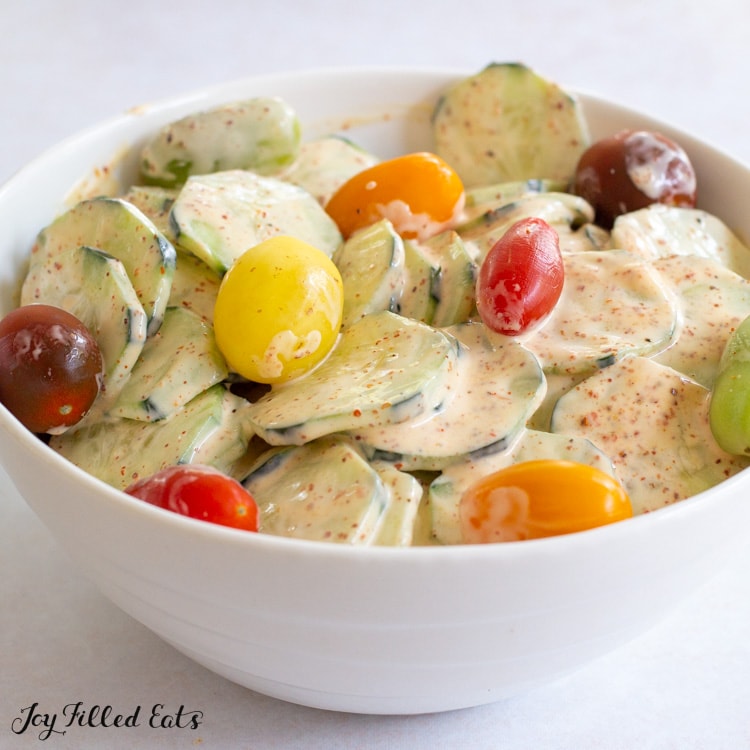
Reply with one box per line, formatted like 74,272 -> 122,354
459,459 -> 633,543
475,217 -> 564,336
324,151 -> 465,240
573,129 -> 697,228
125,464 -> 259,532
0,304 -> 103,434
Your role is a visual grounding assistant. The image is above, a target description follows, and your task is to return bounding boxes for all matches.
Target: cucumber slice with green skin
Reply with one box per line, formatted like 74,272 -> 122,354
280,134 -> 379,205
550,356 -> 750,514
28,196 -> 176,336
242,436 -> 388,544
462,178 -> 568,222
397,239 -> 440,324
457,192 -> 594,262
351,322 -> 545,470
333,218 -> 406,326
50,384 -> 254,490
432,62 -> 590,188
569,223 -> 611,253
611,204 -> 750,279
521,250 -> 678,376
247,310 -> 461,446
111,306 -> 229,422
650,256 -> 750,388
421,230 -> 477,327
139,97 -> 301,188
120,186 -> 179,242
169,250 -> 221,324
20,245 -> 147,417
170,169 -> 343,274
369,461 -> 424,546
428,428 -> 614,545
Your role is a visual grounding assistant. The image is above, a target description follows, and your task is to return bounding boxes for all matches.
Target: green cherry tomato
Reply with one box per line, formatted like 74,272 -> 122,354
710,315 -> 750,455
213,235 -> 344,384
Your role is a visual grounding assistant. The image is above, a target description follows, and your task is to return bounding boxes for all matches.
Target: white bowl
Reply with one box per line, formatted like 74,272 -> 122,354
2,67 -> 749,715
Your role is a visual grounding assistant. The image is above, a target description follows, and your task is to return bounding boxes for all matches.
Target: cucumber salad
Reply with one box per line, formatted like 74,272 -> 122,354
3,62 -> 750,545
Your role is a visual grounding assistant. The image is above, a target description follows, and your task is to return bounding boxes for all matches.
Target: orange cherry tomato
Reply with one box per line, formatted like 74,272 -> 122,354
459,459 -> 633,543
325,151 -> 465,240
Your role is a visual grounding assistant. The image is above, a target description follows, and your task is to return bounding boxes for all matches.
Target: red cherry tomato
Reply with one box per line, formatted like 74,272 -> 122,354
475,217 -> 564,336
573,129 -> 697,228
125,464 -> 259,532
0,304 -> 103,434
459,459 -> 633,543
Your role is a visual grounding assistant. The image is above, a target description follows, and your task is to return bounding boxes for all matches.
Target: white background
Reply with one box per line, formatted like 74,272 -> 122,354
2,0 -> 750,747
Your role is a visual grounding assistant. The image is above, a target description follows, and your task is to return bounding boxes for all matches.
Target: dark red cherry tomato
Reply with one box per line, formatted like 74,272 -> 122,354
0,304 -> 103,433
573,129 -> 697,228
475,217 -> 564,336
125,464 -> 259,533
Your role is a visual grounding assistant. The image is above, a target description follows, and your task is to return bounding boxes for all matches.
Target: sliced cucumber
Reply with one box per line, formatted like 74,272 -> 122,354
111,306 -> 228,422
29,196 -> 176,335
50,384 -> 254,490
428,428 -> 614,545
398,238 -> 440,324
650,255 -> 750,387
398,240 -> 440,324
462,178 -> 568,220
369,461 -> 424,546
120,185 -> 179,242
20,245 -> 147,417
562,223 -> 611,253
139,97 -> 301,187
421,230 -> 477,327
611,204 -> 750,278
458,191 -> 595,262
522,250 -> 678,376
550,356 -> 750,514
280,134 -> 379,204
432,62 -> 590,188
170,169 -> 343,274
242,436 -> 387,544
168,250 -> 221,323
247,310 -> 460,445
333,218 -> 406,326
351,322 -> 545,470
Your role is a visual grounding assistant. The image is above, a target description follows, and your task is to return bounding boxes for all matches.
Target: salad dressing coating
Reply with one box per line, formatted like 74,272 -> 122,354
12,63 -> 750,544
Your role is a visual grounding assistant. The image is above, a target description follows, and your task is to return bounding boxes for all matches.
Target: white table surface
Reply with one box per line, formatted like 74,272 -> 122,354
2,1 -> 750,747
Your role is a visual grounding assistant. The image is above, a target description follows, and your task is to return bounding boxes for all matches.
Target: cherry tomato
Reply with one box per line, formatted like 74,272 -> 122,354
475,217 -> 564,336
0,304 -> 103,434
459,459 -> 633,543
573,129 -> 697,228
213,235 -> 344,384
125,464 -> 259,532
325,151 -> 465,240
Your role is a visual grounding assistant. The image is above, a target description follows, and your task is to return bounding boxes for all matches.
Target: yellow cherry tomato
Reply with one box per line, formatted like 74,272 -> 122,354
213,236 -> 344,384
459,460 -> 633,543
325,151 -> 465,241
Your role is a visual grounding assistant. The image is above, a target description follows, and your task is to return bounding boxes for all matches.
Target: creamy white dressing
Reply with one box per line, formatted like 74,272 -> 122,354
624,131 -> 697,201
376,192 -> 466,243
349,323 -> 545,465
32,82 -> 750,545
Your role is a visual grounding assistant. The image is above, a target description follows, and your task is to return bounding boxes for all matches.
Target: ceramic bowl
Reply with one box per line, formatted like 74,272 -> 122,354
1,68 -> 749,715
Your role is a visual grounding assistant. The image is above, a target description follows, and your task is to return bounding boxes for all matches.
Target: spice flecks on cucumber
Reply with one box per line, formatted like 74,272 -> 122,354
139,96 -> 301,188
432,62 -> 590,188
28,196 -> 176,336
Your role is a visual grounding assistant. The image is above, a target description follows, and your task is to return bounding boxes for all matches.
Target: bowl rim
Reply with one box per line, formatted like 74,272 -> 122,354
2,64 -> 749,560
